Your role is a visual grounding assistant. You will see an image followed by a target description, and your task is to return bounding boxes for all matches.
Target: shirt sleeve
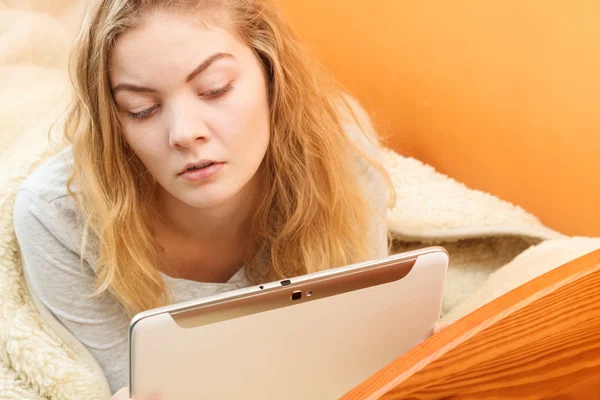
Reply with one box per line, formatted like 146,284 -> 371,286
13,188 -> 130,394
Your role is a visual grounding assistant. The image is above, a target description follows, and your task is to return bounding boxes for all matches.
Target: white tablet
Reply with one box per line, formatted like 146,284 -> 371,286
129,246 -> 448,400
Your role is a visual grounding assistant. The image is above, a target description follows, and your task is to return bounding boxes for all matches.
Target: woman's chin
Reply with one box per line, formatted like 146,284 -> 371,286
177,190 -> 236,209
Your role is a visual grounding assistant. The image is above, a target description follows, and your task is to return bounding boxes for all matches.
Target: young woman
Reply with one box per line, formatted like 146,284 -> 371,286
13,0 -> 393,397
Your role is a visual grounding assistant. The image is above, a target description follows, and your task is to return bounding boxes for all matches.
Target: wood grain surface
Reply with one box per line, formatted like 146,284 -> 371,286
343,249 -> 600,399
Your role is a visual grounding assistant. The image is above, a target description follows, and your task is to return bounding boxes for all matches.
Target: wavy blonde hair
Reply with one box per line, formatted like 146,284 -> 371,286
64,0 -> 394,317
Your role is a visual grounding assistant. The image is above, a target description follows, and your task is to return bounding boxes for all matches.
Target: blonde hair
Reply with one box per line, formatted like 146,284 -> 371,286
64,0 -> 394,317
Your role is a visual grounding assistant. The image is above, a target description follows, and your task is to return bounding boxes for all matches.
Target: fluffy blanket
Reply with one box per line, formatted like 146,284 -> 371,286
1,1 -> 599,398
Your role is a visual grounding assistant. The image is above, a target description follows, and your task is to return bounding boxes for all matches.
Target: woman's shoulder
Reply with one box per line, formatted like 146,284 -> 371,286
18,145 -> 74,204
14,145 -> 86,253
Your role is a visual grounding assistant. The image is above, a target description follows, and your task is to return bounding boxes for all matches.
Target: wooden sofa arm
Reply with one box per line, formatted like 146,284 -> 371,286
343,249 -> 600,399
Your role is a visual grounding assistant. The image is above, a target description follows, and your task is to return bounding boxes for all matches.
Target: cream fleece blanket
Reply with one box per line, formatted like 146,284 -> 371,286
2,1 -> 600,399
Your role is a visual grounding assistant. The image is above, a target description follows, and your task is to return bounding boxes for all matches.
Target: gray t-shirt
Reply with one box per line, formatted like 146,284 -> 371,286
13,137 -> 387,395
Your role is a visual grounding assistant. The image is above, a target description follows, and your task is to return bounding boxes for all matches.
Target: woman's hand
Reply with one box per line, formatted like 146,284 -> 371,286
432,322 -> 448,335
110,387 -> 160,400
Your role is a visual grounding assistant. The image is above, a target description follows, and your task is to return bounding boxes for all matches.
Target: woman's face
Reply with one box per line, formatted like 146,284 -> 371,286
109,12 -> 270,209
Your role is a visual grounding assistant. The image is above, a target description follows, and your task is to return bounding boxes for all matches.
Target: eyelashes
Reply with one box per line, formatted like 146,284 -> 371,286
129,104 -> 160,121
204,81 -> 233,98
127,82 -> 234,121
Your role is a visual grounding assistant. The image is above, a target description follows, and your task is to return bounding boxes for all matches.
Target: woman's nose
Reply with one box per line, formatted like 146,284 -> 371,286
168,97 -> 212,148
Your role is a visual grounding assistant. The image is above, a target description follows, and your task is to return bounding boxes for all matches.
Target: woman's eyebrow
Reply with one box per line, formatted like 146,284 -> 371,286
185,52 -> 235,82
111,52 -> 235,94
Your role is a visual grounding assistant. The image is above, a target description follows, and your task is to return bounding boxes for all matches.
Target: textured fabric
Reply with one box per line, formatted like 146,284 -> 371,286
441,237 -> 600,324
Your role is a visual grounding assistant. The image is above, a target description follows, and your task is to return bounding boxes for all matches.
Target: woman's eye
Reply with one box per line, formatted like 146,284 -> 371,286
202,82 -> 234,99
125,82 -> 233,121
128,104 -> 160,121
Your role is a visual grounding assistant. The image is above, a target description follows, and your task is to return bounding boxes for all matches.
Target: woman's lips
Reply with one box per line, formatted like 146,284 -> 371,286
178,162 -> 225,181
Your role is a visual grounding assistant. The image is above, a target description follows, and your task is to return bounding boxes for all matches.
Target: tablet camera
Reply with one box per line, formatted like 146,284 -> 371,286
291,290 -> 302,301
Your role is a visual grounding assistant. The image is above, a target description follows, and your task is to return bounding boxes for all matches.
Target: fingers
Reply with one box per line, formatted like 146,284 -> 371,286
432,322 -> 448,335
111,387 -> 130,400
111,386 -> 161,400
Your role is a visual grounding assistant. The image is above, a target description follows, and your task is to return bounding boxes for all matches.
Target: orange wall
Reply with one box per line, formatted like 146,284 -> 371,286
279,0 -> 600,237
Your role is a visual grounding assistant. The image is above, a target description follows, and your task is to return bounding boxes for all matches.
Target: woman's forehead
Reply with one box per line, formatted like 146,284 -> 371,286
108,12 -> 244,88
